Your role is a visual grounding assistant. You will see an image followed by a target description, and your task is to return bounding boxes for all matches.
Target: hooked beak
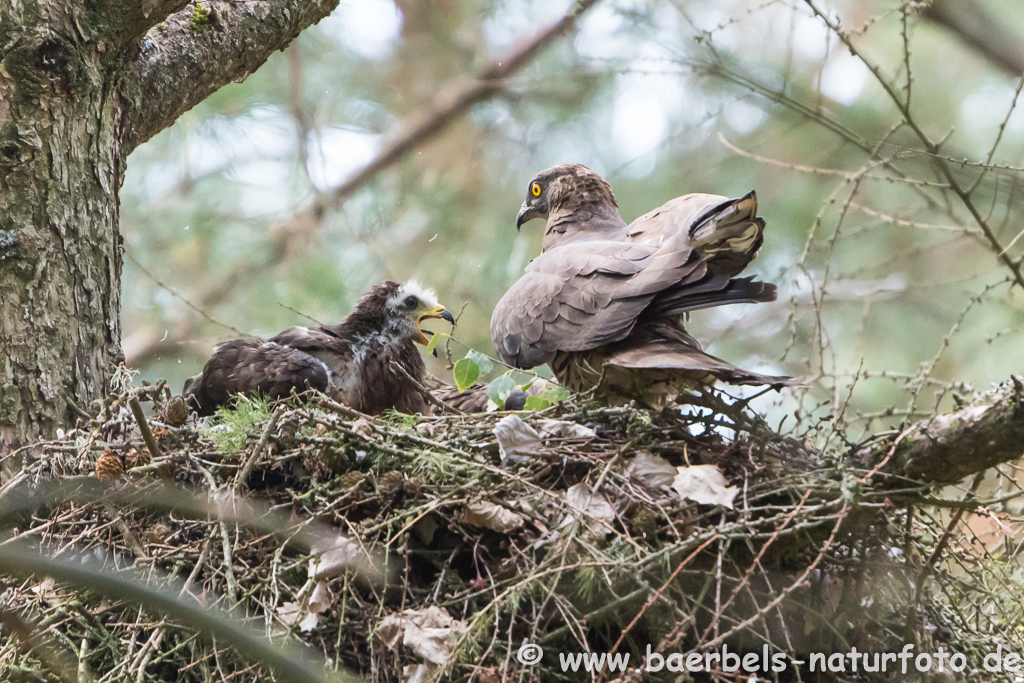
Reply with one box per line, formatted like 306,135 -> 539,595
516,201 -> 540,231
416,304 -> 456,345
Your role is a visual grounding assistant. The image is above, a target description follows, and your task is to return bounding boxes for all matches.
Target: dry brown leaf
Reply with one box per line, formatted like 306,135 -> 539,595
378,606 -> 468,667
536,419 -> 596,439
309,535 -> 365,580
625,451 -> 676,491
564,482 -> 615,523
494,415 -> 542,461
461,500 -> 525,533
671,465 -> 738,509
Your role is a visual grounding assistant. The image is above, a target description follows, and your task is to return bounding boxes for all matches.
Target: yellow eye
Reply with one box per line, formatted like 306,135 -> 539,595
531,183 -> 541,197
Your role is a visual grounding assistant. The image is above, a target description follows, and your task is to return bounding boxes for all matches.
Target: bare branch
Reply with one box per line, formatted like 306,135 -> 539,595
803,0 -> 1024,292
119,0 -> 340,151
327,0 -> 601,206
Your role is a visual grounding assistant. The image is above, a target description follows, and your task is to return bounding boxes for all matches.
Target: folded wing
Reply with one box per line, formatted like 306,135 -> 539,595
183,339 -> 331,416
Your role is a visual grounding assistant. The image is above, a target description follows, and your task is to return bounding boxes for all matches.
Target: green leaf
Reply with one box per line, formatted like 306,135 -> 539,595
453,358 -> 480,392
539,386 -> 571,404
486,374 -> 516,408
464,350 -> 494,375
425,330 -> 443,354
523,396 -> 552,411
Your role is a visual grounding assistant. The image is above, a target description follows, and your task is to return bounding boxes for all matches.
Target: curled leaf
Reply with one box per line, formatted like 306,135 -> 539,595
625,451 -> 677,491
493,415 -> 542,461
671,465 -> 738,509
424,330 -> 443,354
461,500 -> 525,533
378,606 -> 468,666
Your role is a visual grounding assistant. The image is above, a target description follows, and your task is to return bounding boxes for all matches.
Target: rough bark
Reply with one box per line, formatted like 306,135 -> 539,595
0,0 -> 339,459
121,0 -> 342,150
864,376 -> 1024,484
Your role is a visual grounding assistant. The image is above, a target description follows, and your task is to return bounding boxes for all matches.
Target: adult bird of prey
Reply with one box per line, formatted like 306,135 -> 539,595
491,163 -> 787,407
183,281 -> 456,416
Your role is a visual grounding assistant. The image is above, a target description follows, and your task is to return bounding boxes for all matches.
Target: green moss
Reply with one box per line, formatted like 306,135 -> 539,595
190,3 -> 212,32
200,394 -> 271,456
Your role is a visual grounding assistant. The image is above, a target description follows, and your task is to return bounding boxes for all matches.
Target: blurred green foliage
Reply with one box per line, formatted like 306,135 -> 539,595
121,0 -> 1024,438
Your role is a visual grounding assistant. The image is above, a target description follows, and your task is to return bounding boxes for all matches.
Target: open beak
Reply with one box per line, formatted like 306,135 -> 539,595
516,202 -> 540,231
416,304 -> 456,345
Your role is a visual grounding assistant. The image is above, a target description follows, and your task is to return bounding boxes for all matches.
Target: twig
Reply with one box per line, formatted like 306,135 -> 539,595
233,406 -> 284,491
128,396 -> 163,462
605,534 -> 719,659
804,0 -> 1024,292
326,0 -> 601,207
125,251 -> 248,339
389,361 -> 465,415
102,502 -> 148,559
181,538 -> 213,598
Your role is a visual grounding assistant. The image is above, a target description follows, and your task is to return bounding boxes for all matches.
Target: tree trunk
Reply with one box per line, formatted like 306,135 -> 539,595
0,0 -> 342,462
0,12 -> 125,455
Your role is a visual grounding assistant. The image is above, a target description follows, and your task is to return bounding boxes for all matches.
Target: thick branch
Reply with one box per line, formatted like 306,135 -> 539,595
120,0 -> 340,151
922,0 -> 1024,77
870,377 -> 1024,484
91,0 -> 190,46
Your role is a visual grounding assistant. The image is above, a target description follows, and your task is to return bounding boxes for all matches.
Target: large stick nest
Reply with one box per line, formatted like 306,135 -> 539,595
1,376 -> 1022,683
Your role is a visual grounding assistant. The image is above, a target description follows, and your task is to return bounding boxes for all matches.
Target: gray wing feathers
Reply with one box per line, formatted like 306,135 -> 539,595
492,190 -> 775,379
492,239 -> 700,368
627,194 -> 725,245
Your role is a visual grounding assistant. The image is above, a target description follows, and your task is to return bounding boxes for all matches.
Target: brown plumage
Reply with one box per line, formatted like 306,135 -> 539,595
183,281 -> 455,416
493,163 -> 787,407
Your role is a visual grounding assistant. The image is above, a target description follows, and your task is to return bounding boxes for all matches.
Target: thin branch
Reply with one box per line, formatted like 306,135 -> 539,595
128,396 -> 163,462
233,406 -> 284,491
861,376 -> 1024,484
388,361 -> 465,416
126,0 -> 602,366
325,0 -> 601,207
803,0 -> 1024,292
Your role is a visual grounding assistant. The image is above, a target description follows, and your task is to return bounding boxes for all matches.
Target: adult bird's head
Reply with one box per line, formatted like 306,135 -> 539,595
354,281 -> 455,346
516,163 -> 622,234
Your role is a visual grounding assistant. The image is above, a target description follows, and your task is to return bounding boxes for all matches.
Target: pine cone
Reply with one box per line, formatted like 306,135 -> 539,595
629,507 -> 657,540
124,447 -> 151,470
379,470 -> 406,494
163,395 -> 189,426
95,451 -> 124,483
403,476 -> 423,498
146,522 -> 172,546
336,471 -> 365,491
